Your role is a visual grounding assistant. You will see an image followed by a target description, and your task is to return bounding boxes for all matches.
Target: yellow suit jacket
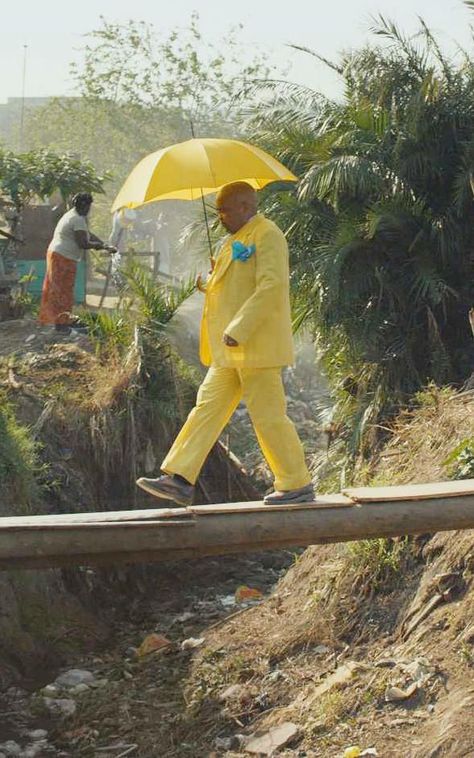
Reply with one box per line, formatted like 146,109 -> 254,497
200,213 -> 295,368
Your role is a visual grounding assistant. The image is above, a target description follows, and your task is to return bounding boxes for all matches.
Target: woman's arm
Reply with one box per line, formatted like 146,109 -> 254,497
74,230 -> 115,251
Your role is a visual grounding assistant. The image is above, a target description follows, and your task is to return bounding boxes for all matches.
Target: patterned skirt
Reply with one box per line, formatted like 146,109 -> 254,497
38,249 -> 77,326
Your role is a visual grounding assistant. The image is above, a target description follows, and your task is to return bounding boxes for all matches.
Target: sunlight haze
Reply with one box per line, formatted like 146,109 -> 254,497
2,0 -> 472,103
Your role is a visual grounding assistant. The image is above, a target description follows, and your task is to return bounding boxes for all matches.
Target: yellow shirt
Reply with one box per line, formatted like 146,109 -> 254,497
200,214 -> 295,369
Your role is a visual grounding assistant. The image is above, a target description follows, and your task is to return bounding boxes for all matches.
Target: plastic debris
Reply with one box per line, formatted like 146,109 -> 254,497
385,682 -> 419,702
343,748 -> 361,758
235,585 -> 263,603
137,633 -> 172,657
181,636 -> 205,650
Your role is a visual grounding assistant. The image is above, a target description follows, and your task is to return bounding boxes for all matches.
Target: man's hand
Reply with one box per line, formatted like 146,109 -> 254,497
223,333 -> 239,347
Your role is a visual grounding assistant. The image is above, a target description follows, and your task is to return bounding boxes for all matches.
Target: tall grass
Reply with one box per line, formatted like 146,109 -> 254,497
0,395 -> 40,515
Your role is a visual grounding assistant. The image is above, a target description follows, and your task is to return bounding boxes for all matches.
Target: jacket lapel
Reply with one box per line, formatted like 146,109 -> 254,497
208,215 -> 260,289
209,244 -> 233,288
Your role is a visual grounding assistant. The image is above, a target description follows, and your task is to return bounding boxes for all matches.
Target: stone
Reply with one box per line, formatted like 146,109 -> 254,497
313,645 -> 330,655
0,743 -> 21,757
219,684 -> 247,702
214,737 -> 233,751
243,723 -> 300,756
27,732 -> 47,742
89,678 -> 109,689
71,683 -> 90,695
55,669 -> 95,688
43,697 -> 77,718
40,684 -> 59,697
462,623 -> 474,644
19,747 -> 43,758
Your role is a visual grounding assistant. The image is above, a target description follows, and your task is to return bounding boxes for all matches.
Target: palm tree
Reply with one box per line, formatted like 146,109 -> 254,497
246,14 -> 474,466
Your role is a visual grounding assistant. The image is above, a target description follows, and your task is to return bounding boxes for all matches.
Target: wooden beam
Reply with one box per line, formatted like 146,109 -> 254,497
1,480 -> 474,569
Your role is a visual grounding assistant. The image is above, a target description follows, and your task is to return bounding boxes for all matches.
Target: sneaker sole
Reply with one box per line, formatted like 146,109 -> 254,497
136,478 -> 193,506
263,492 -> 316,505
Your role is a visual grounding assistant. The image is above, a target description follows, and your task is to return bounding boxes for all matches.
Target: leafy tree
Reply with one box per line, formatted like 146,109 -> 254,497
0,148 -> 107,212
248,13 -> 474,465
24,14 -> 278,234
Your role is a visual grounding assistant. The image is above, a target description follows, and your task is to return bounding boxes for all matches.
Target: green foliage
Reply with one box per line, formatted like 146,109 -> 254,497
124,262 -> 195,329
81,263 -> 195,366
249,12 -> 474,463
79,310 -> 133,358
71,13 -> 275,130
444,438 -> 474,480
0,396 -> 40,515
0,148 -> 108,210
348,537 -> 410,590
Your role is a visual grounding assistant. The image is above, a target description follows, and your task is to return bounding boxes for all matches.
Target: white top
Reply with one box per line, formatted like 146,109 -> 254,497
50,208 -> 89,262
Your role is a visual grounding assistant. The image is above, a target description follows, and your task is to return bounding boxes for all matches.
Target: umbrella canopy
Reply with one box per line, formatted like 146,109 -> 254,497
111,138 -> 297,212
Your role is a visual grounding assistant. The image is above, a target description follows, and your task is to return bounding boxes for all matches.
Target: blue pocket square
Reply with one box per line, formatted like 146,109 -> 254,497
232,241 -> 256,261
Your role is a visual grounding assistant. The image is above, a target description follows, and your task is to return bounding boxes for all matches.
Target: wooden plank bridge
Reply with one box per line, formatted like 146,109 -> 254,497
1,479 -> 474,570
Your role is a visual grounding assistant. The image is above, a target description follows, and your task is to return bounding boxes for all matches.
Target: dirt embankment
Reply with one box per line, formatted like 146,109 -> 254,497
23,386 -> 472,758
1,321 -> 474,757
0,318 -> 257,693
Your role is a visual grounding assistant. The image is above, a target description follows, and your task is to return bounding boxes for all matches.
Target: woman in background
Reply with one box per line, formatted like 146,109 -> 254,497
39,192 -> 115,334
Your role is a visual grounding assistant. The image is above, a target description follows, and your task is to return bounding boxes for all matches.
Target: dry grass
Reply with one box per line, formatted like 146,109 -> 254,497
373,385 -> 474,485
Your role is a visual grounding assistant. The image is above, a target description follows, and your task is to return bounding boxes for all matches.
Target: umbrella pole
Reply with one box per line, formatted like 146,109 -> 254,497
190,121 -> 214,262
200,193 -> 214,262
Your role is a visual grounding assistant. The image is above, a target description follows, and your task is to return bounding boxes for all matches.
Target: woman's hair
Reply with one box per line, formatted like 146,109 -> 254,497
71,192 -> 93,210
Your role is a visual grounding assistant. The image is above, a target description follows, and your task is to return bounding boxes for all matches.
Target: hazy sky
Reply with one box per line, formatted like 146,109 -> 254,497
1,0 -> 472,104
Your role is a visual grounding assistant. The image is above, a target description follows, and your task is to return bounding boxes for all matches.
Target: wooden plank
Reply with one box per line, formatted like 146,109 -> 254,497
344,479 -> 474,503
188,494 -> 353,515
0,507 -> 189,528
0,520 -> 194,532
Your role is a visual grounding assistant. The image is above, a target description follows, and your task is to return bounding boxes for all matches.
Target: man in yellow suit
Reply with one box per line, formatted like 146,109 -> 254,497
137,182 -> 314,506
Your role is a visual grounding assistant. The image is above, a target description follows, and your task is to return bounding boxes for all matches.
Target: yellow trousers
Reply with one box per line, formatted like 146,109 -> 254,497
162,367 -> 311,491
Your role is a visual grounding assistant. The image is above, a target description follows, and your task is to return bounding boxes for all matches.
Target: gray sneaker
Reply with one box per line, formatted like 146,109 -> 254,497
136,474 -> 194,506
263,483 -> 315,505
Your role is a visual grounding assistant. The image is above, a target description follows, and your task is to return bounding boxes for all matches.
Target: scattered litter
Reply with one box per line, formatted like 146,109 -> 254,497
243,722 -> 300,756
220,594 -> 237,608
173,611 -> 195,624
137,633 -> 172,657
343,748 -> 361,758
385,682 -> 419,702
302,662 -> 361,707
400,657 -> 434,683
25,334 -> 36,343
181,637 -> 205,650
235,585 -> 263,603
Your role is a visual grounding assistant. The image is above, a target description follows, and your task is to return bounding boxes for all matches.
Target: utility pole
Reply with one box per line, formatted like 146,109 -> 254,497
19,44 -> 28,152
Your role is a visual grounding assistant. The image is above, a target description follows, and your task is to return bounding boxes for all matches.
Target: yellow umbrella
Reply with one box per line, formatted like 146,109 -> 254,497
111,138 -> 297,212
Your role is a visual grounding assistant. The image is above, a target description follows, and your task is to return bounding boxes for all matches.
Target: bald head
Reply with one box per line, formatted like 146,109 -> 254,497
216,182 -> 258,233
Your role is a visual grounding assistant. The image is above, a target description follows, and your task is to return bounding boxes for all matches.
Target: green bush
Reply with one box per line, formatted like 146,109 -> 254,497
444,438 -> 474,480
0,396 -> 40,515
